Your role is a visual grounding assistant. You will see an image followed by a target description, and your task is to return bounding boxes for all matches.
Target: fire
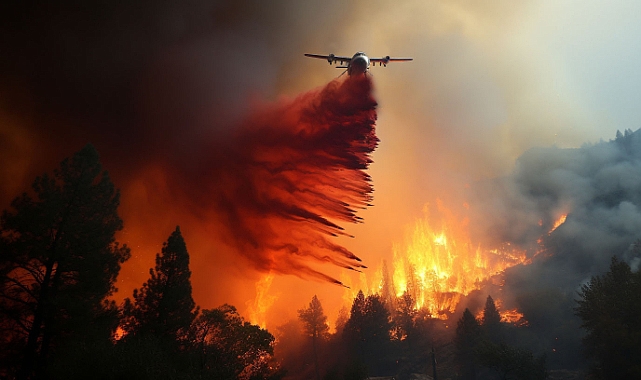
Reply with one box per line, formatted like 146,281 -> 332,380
246,273 -> 278,329
474,299 -> 529,327
389,202 -> 528,318
500,308 -> 528,326
549,213 -> 567,234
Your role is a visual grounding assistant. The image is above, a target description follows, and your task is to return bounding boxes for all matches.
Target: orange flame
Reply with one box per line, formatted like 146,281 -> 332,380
389,202 -> 527,318
474,299 -> 528,326
500,308 -> 528,326
246,273 -> 278,328
348,201 -> 529,320
549,214 -> 567,234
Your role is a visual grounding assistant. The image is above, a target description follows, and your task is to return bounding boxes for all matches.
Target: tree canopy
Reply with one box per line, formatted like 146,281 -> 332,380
0,144 -> 130,379
576,256 -> 641,379
122,226 -> 198,347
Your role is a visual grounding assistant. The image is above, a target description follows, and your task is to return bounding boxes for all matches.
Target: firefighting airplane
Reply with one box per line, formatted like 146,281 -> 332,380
304,52 -> 413,76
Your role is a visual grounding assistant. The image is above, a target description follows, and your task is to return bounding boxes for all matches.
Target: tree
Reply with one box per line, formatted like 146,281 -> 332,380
362,294 -> 394,375
298,295 -> 329,380
343,290 -> 366,352
0,144 -> 130,379
476,341 -> 547,380
576,256 -> 641,379
393,292 -> 417,342
455,308 -> 481,380
189,304 -> 283,380
122,226 -> 198,349
342,291 -> 394,378
481,295 -> 503,342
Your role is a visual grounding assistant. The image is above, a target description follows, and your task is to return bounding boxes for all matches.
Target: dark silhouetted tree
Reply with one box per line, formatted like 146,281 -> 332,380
455,308 -> 481,380
576,256 -> 641,379
476,340 -> 547,380
342,292 -> 395,376
362,294 -> 393,375
393,292 -> 416,341
190,304 -> 283,380
122,226 -> 198,350
335,306 -> 349,336
0,144 -> 130,380
481,295 -> 503,342
343,290 -> 366,352
298,295 -> 329,380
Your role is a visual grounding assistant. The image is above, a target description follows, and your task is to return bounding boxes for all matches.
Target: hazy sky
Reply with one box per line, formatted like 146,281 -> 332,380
2,0 -> 641,328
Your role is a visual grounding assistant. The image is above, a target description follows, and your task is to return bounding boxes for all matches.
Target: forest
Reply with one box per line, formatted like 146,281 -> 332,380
2,145 -> 640,379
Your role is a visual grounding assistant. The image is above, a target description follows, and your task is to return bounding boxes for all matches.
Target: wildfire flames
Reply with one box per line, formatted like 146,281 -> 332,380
251,201 -> 569,327
343,201 -> 530,320
548,214 -> 568,235
391,202 -> 527,318
246,273 -> 277,329
475,299 -> 528,327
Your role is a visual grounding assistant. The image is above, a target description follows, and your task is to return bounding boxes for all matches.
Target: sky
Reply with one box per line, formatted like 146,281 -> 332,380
2,0 -> 641,329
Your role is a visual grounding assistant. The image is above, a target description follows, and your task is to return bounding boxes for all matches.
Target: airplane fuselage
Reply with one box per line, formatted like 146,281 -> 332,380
348,52 -> 370,76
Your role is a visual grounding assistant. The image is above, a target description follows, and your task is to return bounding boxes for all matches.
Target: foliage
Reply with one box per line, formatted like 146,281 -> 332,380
482,295 -> 502,342
0,144 -> 130,379
122,226 -> 198,348
298,295 -> 329,380
576,256 -> 641,379
189,304 -> 284,380
298,295 -> 330,341
476,340 -> 547,380
342,292 -> 395,376
455,308 -> 482,380
454,302 -> 548,380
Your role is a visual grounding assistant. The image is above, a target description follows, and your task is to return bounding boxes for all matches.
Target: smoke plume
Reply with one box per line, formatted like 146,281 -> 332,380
471,129 -> 641,288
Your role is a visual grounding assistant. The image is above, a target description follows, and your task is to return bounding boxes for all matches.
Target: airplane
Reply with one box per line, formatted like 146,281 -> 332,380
304,52 -> 413,76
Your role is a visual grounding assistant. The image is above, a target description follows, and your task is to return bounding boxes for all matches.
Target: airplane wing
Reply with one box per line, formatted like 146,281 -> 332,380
370,56 -> 413,66
304,53 -> 352,65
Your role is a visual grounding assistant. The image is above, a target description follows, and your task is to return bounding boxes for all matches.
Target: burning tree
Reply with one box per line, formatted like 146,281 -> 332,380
0,144 -> 130,379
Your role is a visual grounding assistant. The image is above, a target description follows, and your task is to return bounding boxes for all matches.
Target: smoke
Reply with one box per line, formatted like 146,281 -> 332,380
460,129 -> 641,367
470,129 -> 641,287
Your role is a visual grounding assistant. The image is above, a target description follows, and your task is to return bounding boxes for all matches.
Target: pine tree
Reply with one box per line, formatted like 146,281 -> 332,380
343,290 -> 366,349
455,308 -> 481,380
481,295 -> 502,342
362,294 -> 393,375
0,144 -> 130,379
298,295 -> 329,380
123,226 -> 198,347
576,256 -> 641,379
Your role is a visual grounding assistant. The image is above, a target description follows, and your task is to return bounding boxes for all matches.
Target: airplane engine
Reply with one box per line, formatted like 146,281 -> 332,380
327,53 -> 335,64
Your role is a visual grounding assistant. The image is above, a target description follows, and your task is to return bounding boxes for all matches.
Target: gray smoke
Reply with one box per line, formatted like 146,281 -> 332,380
472,129 -> 641,290
465,129 -> 641,368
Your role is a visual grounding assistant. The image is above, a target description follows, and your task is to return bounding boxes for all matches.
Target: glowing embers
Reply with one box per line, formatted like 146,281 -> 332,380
390,201 -> 528,319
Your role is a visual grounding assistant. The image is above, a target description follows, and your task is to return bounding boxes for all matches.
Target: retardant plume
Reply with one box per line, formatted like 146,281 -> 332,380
192,75 -> 377,283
